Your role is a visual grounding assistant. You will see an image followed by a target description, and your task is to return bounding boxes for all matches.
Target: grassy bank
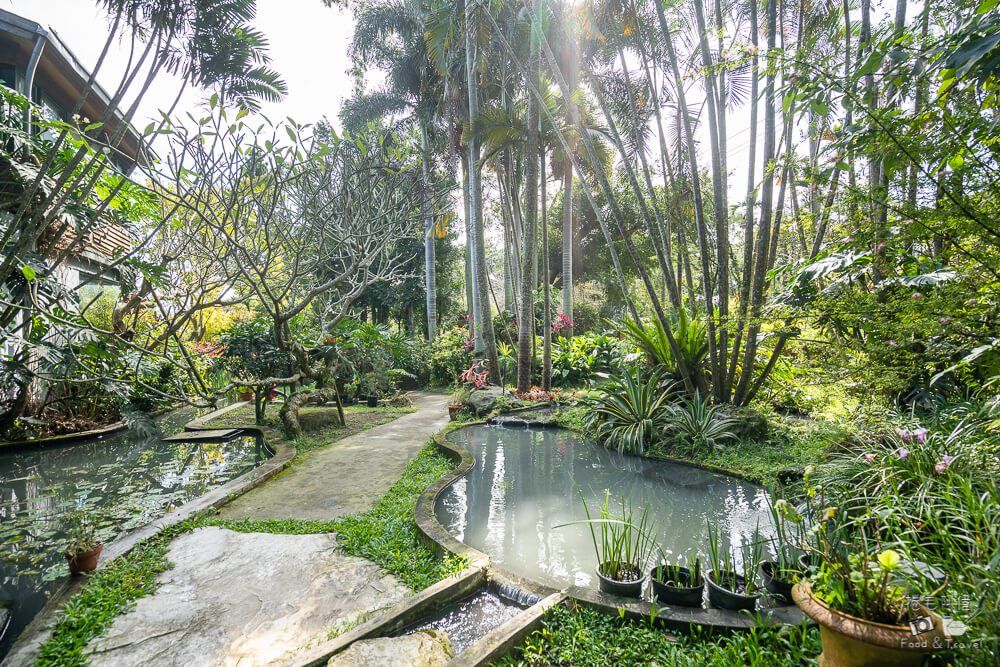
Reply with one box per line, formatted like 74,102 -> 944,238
552,402 -> 851,484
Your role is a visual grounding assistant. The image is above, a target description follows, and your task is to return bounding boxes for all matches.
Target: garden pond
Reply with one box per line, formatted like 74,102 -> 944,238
435,425 -> 777,592
0,408 -> 270,658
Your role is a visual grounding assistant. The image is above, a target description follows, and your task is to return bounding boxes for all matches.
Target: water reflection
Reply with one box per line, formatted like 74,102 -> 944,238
0,409 -> 269,657
436,426 -> 775,590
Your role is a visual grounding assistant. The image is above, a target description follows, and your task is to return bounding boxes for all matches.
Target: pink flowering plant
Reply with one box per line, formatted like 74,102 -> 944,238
460,359 -> 489,389
553,312 -> 575,336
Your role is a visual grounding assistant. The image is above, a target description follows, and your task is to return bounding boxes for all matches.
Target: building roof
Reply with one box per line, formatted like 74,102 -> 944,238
0,7 -> 146,168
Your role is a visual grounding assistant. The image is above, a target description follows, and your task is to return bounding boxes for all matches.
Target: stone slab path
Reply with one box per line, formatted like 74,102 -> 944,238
4,393 -> 450,667
89,528 -> 407,667
217,391 -> 451,521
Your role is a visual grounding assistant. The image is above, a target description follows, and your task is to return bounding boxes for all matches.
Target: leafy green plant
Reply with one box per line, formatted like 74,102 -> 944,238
616,310 -> 708,385
662,391 -> 740,454
428,326 -> 473,386
586,367 -> 673,455
64,511 -> 101,555
495,603 -> 821,666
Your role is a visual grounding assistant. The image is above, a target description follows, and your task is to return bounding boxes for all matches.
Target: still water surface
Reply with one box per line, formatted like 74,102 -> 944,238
435,425 -> 775,590
0,409 -> 269,657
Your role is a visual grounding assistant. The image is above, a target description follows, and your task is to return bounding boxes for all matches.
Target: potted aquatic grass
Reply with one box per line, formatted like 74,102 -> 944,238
758,490 -> 803,604
650,556 -> 703,607
704,520 -> 764,612
63,511 -> 103,575
559,490 -> 657,598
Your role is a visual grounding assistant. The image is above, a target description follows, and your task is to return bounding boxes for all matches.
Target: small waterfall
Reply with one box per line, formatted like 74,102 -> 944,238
490,581 -> 540,607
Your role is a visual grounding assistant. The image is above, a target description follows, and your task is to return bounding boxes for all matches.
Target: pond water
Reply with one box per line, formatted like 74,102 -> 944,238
435,425 -> 776,591
0,409 -> 270,658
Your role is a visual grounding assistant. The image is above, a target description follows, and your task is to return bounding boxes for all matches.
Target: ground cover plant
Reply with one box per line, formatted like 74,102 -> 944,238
496,604 -> 821,667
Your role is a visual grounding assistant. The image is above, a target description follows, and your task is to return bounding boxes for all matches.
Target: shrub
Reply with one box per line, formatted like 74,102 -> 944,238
661,391 -> 740,456
429,326 -> 473,386
616,310 -> 708,387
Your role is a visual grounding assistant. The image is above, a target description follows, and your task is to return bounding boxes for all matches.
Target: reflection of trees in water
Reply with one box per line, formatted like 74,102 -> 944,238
440,426 -> 776,587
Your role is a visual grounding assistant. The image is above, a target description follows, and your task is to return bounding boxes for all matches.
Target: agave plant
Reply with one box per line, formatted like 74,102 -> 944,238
586,367 -> 673,455
664,390 -> 740,452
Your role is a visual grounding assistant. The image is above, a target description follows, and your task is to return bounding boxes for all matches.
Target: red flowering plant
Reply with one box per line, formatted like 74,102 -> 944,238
516,386 -> 564,402
553,312 -> 574,336
460,359 -> 489,389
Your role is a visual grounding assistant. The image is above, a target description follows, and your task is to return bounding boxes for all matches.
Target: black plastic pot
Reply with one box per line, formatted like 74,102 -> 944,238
649,566 -> 703,607
759,561 -> 797,605
704,569 -> 760,611
799,552 -> 820,574
596,562 -> 645,598
366,395 -> 378,408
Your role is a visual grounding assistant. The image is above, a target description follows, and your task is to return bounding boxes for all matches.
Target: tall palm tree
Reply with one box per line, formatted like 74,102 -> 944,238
342,0 -> 446,340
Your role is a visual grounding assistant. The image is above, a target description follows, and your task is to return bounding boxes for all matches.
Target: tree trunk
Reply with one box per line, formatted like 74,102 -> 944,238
733,0 -> 778,405
541,141 -> 552,390
517,2 -> 541,394
466,0 -> 500,382
561,165 -> 574,338
421,123 -> 437,340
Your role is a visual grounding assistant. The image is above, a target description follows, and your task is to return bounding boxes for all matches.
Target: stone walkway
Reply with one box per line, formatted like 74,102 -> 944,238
6,393 -> 449,667
217,391 -> 450,521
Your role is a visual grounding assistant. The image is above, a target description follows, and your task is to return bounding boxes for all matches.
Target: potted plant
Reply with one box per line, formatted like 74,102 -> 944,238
63,511 -> 103,575
775,490 -> 947,665
359,372 -> 380,407
758,491 -> 803,605
559,491 -> 657,599
704,520 -> 764,611
237,386 -> 254,401
649,556 -> 703,607
449,387 -> 470,421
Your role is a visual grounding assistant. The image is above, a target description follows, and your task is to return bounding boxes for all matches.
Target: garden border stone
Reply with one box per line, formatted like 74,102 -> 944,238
281,565 -> 486,667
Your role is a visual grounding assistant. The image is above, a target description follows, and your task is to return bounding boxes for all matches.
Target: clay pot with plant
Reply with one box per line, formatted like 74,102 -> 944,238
558,490 -> 657,599
63,511 -> 103,575
449,387 -> 470,421
775,482 -> 948,666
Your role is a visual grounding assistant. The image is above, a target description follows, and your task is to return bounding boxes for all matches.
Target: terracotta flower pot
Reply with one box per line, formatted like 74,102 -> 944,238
448,404 -> 464,420
793,581 -> 946,667
64,542 -> 103,575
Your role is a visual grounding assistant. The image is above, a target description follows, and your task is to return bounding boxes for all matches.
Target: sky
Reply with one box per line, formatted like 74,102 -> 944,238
4,0 -> 357,129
